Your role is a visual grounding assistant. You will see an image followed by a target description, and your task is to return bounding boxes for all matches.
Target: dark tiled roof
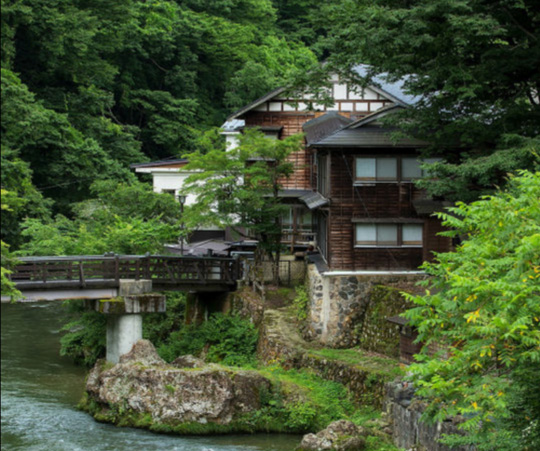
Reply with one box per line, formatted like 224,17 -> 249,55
303,112 -> 353,145
412,199 -> 453,215
311,126 -> 428,148
278,189 -> 313,199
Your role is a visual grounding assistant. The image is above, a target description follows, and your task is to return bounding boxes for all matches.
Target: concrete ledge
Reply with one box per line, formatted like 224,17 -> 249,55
119,279 -> 152,296
91,294 -> 166,314
321,271 -> 426,276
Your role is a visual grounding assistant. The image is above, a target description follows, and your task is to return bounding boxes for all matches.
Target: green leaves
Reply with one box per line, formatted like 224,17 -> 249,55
17,181 -> 181,256
183,128 -> 302,257
1,0 -> 317,243
404,170 -> 540,448
316,0 -> 540,200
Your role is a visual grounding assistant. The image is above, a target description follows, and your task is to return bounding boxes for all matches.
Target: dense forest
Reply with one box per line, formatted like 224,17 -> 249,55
2,0 -> 538,252
0,0 -> 328,250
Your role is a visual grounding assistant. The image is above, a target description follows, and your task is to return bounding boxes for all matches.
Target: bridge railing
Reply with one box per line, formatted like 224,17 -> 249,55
9,255 -> 241,290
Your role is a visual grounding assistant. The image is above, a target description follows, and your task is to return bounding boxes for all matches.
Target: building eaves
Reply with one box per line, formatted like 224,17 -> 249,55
226,87 -> 287,121
130,158 -> 188,169
311,127 -> 428,148
343,104 -> 403,130
303,112 -> 353,145
225,64 -> 419,123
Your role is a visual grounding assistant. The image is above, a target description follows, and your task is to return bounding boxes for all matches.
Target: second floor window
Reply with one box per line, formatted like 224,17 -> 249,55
355,223 -> 423,247
355,157 -> 441,183
355,157 -> 396,181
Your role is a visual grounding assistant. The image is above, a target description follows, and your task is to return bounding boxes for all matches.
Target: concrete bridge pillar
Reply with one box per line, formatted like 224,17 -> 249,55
185,292 -> 231,325
88,280 -> 166,363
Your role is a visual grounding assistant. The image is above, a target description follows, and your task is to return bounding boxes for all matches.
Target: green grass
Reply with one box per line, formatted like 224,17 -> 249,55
259,365 -> 357,431
309,347 -> 403,378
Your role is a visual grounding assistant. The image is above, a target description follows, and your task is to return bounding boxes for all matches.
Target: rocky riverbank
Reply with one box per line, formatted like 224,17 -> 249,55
82,340 -> 276,434
82,339 -> 373,438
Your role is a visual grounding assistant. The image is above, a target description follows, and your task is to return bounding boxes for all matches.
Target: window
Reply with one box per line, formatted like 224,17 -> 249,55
355,157 -> 442,183
355,157 -> 397,181
161,189 -> 176,197
355,223 -> 423,247
317,154 -> 329,196
401,157 -> 442,180
401,158 -> 422,180
402,224 -> 423,245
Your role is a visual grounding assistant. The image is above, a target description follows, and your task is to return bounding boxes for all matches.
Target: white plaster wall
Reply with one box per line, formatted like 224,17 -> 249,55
225,133 -> 240,151
147,170 -> 222,231
152,172 -> 197,206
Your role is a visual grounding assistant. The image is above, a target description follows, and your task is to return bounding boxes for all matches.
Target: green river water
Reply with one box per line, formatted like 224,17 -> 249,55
1,302 -> 300,451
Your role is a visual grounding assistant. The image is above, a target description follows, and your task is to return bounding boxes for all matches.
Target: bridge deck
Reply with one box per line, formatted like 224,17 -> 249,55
7,255 -> 240,299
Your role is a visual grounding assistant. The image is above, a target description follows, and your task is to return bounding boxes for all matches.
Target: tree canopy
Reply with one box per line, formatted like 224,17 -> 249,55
182,128 -> 302,280
316,0 -> 540,200
404,170 -> 540,449
1,0 -> 318,252
17,181 -> 182,256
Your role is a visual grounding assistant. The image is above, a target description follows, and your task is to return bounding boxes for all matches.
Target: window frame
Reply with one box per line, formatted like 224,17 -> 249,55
354,222 -> 423,248
354,156 -> 442,184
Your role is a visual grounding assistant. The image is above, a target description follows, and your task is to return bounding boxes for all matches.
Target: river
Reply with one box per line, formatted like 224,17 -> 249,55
1,302 -> 300,451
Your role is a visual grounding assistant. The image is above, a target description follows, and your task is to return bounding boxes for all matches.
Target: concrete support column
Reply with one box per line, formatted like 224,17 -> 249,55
88,279 -> 166,364
106,314 -> 143,364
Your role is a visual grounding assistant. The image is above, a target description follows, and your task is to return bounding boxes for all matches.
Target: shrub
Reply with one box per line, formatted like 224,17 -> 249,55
292,284 -> 309,321
157,313 -> 258,367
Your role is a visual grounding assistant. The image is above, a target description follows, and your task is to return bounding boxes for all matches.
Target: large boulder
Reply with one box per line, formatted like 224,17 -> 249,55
85,340 -> 272,427
297,420 -> 366,451
119,339 -> 166,366
171,354 -> 205,368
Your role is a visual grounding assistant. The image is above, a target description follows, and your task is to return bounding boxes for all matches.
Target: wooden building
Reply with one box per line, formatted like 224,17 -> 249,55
225,68 -> 452,270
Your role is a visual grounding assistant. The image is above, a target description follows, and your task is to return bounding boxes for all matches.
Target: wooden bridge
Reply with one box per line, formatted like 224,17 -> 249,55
3,255 -> 241,301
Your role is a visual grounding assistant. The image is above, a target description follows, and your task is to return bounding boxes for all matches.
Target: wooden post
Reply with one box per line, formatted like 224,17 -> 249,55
78,261 -> 86,288
114,256 -> 120,284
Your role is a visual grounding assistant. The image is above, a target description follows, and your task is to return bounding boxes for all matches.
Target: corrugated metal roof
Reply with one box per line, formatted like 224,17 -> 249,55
300,192 -> 329,210
353,64 -> 420,106
222,119 -> 245,132
312,126 -> 428,148
165,240 -> 231,257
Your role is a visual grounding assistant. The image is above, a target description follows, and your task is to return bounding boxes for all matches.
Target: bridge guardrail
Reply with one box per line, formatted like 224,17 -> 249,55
9,255 -> 241,291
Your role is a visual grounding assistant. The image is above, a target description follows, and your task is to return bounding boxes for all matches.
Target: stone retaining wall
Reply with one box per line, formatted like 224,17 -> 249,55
306,265 -> 426,351
229,287 -> 266,327
257,308 -> 394,408
384,380 -> 475,451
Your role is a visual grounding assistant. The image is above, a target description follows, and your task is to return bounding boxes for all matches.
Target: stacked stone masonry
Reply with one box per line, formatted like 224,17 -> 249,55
384,380 -> 475,451
306,264 -> 426,351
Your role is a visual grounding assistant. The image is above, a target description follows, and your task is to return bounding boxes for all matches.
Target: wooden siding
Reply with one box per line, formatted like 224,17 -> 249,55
423,217 -> 452,262
245,112 -> 319,189
326,149 -> 450,270
240,105 -> 451,271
